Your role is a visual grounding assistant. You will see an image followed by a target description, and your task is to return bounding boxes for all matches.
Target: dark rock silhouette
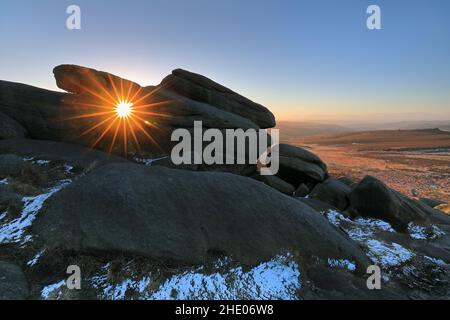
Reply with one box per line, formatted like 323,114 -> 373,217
348,175 -> 431,231
310,178 -> 351,211
34,162 -> 369,268
0,261 -> 29,300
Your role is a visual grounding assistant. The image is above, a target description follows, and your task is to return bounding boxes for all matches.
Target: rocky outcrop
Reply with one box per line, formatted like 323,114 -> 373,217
34,163 -> 369,268
310,178 -> 351,211
294,183 -> 310,197
0,111 -> 28,139
159,69 -> 276,128
347,176 -> 431,231
1,65 -> 274,156
0,139 -> 125,170
0,261 -> 29,300
420,198 -> 446,208
53,64 -> 141,96
253,174 -> 295,195
0,154 -> 24,177
0,81 -> 67,141
277,144 -> 328,189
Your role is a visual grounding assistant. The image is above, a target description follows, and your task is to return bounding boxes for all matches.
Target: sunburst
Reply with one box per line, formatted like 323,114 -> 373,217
64,72 -> 173,157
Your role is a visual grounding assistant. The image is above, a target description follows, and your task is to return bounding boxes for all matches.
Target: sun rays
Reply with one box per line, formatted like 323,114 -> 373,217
64,72 -> 173,157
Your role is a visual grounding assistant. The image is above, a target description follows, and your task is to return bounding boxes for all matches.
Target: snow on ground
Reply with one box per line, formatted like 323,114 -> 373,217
327,258 -> 356,271
89,254 -> 301,300
365,240 -> 414,268
324,209 -> 448,276
0,179 -> 72,244
407,223 -> 445,240
32,159 -> 50,165
41,280 -> 66,300
133,156 -> 168,166
325,210 -> 395,242
27,249 -> 46,267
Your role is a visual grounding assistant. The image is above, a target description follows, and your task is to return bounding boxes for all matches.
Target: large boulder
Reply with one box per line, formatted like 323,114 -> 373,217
34,163 -> 370,269
159,69 -> 275,128
0,154 -> 24,177
277,144 -> 328,187
0,111 -> 28,139
1,65 -> 273,157
348,176 -> 431,232
0,80 -> 67,141
0,261 -> 29,300
309,178 -> 351,211
53,64 -> 141,96
253,174 -> 295,195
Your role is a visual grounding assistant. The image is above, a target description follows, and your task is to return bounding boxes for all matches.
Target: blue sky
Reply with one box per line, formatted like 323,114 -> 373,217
1,0 -> 449,121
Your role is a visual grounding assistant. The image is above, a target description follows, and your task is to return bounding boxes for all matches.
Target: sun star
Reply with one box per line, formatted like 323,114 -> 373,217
116,101 -> 133,118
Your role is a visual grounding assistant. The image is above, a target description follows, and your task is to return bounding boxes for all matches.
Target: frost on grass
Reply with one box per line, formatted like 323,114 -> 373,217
32,159 -> 50,165
27,249 -> 46,267
0,179 -> 72,244
41,280 -> 66,300
408,223 -> 445,240
325,210 -> 394,242
324,210 -> 414,269
90,255 -> 301,300
327,258 -> 356,271
365,240 -> 414,268
133,156 -> 168,166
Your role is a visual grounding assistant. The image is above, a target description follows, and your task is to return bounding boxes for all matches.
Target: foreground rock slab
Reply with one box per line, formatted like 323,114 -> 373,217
0,261 -> 29,300
34,163 -> 370,268
348,176 -> 433,232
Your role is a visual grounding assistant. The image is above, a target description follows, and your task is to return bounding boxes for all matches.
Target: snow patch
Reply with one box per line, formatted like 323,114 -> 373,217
41,280 -> 66,300
32,159 -> 50,165
27,249 -> 46,267
365,240 -> 414,268
90,255 -> 301,300
133,156 -> 168,166
0,178 -> 8,185
424,256 -> 448,268
328,259 -> 356,271
0,179 -> 72,244
325,210 -> 395,241
408,223 -> 445,240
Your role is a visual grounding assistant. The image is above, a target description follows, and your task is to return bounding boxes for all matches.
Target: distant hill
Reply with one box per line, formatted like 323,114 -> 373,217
277,121 -> 353,142
301,128 -> 450,151
346,120 -> 450,131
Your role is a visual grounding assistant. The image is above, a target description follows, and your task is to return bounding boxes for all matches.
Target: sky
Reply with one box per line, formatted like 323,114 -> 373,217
1,0 -> 449,122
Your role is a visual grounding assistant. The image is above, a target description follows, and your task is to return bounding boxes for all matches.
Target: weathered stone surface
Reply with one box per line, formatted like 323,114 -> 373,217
0,80 -> 67,141
310,178 -> 351,211
294,183 -> 310,197
276,144 -> 328,188
420,198 -> 446,208
348,176 -> 431,232
0,154 -> 24,177
254,174 -> 295,195
53,64 -> 141,96
0,261 -> 29,300
0,111 -> 28,139
34,163 -> 369,269
159,69 -> 276,128
0,139 -> 125,170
